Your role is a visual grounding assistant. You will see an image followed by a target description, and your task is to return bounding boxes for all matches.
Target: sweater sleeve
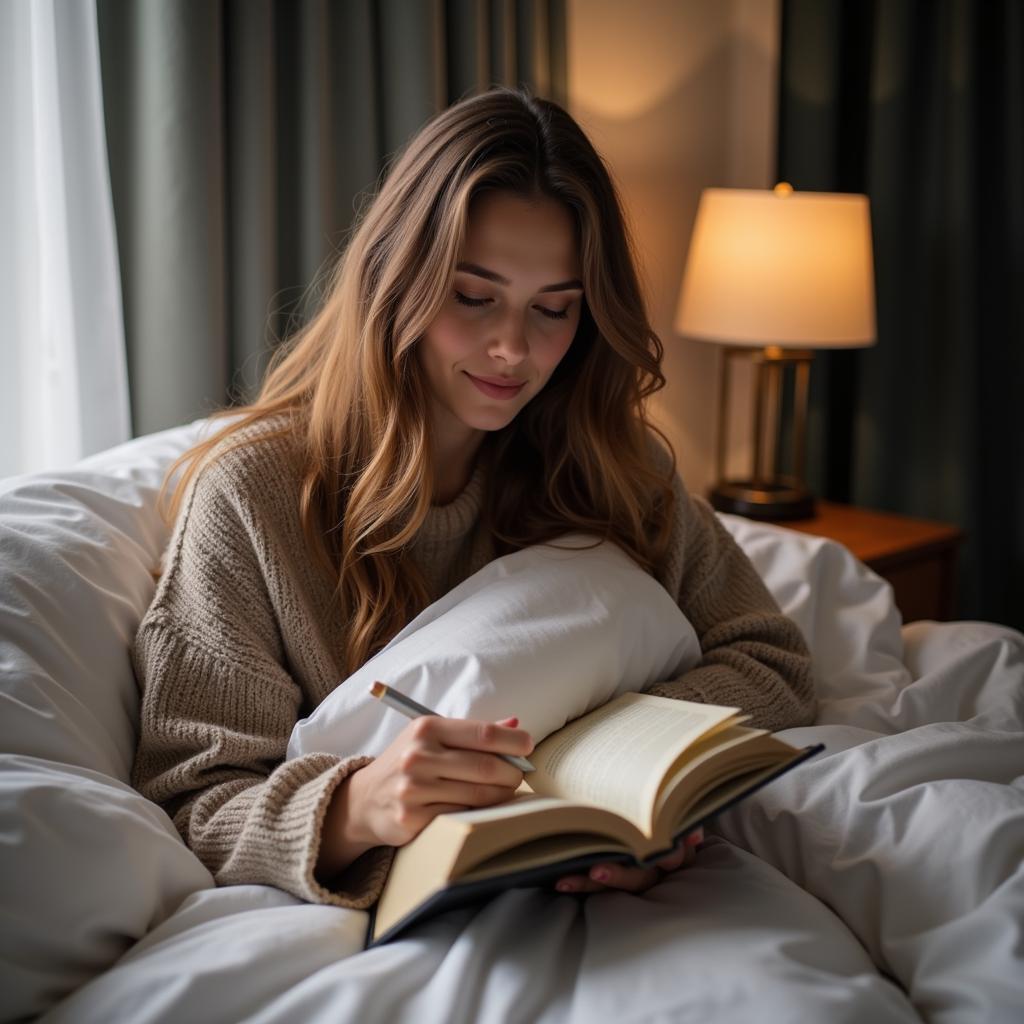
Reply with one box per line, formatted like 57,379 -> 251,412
130,459 -> 393,909
646,476 -> 817,733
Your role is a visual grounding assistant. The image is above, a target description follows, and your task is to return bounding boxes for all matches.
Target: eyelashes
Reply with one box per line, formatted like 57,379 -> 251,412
454,291 -> 569,321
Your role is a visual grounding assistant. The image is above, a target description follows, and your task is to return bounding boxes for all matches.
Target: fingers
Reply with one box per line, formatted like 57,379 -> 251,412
652,846 -> 689,872
407,715 -> 534,759
556,862 -> 661,894
685,827 -> 705,847
398,715 -> 533,791
652,830 -> 703,871
555,830 -> 706,895
400,742 -> 525,790
396,776 -> 519,810
364,713 -> 532,848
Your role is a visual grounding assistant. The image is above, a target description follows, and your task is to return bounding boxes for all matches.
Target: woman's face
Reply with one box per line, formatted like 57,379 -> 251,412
418,190 -> 583,445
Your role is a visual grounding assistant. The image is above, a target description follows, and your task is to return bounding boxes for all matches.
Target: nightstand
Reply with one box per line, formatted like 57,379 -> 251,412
771,502 -> 965,622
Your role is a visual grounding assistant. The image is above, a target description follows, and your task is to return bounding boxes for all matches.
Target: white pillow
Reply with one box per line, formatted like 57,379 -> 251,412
717,513 -> 910,719
0,754 -> 213,1021
288,536 -> 703,761
0,422 -> 216,1019
0,420 -> 207,782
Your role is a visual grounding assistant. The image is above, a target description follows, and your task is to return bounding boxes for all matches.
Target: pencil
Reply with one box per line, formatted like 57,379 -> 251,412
369,681 -> 535,772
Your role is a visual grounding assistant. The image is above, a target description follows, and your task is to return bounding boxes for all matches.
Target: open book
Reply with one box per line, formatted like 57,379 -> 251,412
367,691 -> 822,946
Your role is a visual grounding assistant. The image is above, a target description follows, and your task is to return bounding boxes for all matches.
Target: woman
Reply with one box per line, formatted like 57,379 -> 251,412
131,87 -> 814,913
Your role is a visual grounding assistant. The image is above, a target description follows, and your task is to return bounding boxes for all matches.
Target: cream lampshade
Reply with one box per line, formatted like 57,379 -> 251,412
675,184 -> 876,519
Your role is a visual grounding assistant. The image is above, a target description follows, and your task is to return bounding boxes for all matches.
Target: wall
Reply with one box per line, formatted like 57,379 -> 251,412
567,0 -> 780,495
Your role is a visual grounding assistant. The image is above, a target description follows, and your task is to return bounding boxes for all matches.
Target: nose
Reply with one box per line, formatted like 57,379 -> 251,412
488,312 -> 529,365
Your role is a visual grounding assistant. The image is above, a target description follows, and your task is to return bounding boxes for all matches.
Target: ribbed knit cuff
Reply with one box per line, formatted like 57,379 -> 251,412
208,753 -> 394,911
290,753 -> 397,913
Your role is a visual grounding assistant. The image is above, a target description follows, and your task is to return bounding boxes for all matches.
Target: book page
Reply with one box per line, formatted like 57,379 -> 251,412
527,693 -> 739,832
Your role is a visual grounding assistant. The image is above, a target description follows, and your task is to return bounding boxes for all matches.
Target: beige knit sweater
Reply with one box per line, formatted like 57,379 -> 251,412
131,424 -> 815,912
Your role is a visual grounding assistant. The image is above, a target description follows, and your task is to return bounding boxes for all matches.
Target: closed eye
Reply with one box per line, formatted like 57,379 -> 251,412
454,291 -> 569,320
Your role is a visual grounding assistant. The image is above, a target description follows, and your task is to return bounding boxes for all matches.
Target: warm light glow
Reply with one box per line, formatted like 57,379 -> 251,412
675,187 -> 877,349
567,0 -> 724,120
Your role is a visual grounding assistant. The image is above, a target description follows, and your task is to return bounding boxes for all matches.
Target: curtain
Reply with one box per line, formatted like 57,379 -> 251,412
0,0 -> 131,478
95,0 -> 567,438
777,0 -> 1024,629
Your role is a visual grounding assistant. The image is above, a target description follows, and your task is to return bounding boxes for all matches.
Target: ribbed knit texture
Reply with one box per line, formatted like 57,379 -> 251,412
131,423 -> 815,910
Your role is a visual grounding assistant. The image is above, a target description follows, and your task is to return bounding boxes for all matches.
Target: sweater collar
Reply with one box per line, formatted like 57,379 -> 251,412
421,461 -> 485,542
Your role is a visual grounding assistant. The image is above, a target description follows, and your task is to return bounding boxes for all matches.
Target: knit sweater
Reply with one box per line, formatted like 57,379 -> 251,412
131,423 -> 815,911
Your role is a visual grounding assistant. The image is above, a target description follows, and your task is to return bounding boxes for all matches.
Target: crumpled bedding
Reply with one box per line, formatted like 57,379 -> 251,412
1,420 -> 1021,1023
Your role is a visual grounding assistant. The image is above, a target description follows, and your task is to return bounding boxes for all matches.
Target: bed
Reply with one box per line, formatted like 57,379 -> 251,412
1,419 -> 1021,1023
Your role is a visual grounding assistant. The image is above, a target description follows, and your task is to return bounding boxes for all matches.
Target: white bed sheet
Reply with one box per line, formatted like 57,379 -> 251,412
1,420 -> 1021,1024
40,843 -> 920,1024
37,617 -> 1024,1024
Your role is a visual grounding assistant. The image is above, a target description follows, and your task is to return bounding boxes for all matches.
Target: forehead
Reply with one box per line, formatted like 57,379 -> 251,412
461,191 -> 579,276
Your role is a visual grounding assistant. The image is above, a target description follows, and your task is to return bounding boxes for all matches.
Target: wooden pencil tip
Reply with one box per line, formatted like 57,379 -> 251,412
370,681 -> 387,698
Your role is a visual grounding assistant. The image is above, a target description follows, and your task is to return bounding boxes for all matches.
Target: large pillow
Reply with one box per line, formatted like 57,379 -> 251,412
288,536 -> 703,761
0,419 -> 208,782
0,421 -> 213,1020
0,755 -> 213,1021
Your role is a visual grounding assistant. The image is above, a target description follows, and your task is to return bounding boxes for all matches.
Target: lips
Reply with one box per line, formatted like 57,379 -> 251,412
464,372 -> 527,401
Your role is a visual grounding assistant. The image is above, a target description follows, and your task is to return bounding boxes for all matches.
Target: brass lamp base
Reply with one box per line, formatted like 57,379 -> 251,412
709,479 -> 815,521
710,346 -> 818,523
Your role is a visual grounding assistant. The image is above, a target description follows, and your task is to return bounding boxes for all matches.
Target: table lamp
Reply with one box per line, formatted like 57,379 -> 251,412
674,183 -> 876,520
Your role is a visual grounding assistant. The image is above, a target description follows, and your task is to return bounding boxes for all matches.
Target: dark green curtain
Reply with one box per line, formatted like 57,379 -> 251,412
95,0 -> 567,436
778,0 -> 1024,629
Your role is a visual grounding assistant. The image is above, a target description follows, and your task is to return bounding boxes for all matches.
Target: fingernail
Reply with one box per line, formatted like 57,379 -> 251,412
556,881 -> 573,893
591,868 -> 610,882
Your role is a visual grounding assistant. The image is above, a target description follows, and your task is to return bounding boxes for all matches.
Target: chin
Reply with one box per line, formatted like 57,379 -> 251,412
460,407 -> 522,433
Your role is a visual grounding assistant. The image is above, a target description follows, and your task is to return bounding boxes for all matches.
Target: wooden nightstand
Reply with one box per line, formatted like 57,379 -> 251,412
771,502 -> 965,622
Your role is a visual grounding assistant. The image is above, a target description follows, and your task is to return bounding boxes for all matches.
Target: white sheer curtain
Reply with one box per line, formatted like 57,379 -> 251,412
0,0 -> 131,479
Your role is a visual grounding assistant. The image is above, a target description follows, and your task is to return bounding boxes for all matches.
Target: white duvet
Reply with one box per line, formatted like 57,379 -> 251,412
1,420 -> 1022,1024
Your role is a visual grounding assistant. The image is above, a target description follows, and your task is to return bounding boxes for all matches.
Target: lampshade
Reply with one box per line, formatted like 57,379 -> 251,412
675,186 -> 876,349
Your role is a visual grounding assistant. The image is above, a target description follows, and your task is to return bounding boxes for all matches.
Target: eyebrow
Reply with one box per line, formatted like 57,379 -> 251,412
455,262 -> 583,293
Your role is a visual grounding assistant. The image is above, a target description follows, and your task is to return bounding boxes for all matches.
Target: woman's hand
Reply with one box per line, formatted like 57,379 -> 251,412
553,828 -> 704,895
317,714 -> 533,879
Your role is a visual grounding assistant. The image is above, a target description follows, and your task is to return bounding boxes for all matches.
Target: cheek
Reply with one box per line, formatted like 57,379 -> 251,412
423,311 -> 478,366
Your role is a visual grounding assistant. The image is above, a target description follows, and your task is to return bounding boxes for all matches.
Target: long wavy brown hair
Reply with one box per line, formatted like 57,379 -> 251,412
160,86 -> 676,673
